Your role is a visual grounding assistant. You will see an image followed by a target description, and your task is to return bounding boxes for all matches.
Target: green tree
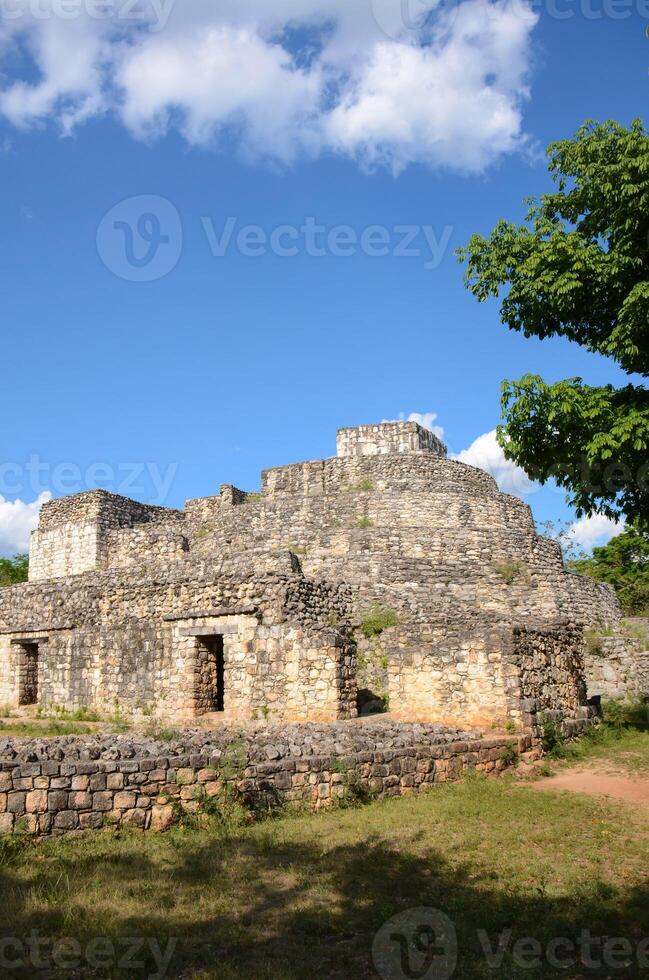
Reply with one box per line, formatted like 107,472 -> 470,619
458,119 -> 649,528
573,528 -> 649,615
0,554 -> 29,587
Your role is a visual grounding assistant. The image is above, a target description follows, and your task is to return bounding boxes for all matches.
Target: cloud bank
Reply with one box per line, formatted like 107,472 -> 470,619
0,492 -> 50,556
567,513 -> 625,552
453,428 -> 536,496
0,0 -> 538,171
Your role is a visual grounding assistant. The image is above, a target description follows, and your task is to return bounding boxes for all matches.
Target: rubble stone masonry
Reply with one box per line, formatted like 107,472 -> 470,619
0,422 -> 626,736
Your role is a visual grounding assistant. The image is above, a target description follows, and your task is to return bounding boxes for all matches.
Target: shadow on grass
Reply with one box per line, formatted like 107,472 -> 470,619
0,813 -> 647,980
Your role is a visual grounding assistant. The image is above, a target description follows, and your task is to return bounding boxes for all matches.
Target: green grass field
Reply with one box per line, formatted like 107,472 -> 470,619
0,728 -> 648,978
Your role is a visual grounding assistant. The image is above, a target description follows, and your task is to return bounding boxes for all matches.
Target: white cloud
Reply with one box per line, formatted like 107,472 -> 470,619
453,428 -> 537,496
405,412 -> 445,441
567,513 -> 625,552
0,0 -> 538,172
384,411 -> 446,440
0,492 -> 50,556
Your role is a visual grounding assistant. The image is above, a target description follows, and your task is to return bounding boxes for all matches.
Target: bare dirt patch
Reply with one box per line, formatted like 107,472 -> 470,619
530,763 -> 649,806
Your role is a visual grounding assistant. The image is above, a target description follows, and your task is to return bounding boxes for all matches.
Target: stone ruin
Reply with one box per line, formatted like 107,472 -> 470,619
0,421 -> 635,733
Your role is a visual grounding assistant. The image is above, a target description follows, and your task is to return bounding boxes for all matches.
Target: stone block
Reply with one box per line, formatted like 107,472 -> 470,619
92,792 -> 114,812
150,805 -> 175,832
48,790 -> 69,812
69,792 -> 92,811
7,793 -> 26,814
54,811 -> 79,830
25,790 -> 48,814
0,814 -> 14,834
114,791 -> 137,810
79,812 -> 104,830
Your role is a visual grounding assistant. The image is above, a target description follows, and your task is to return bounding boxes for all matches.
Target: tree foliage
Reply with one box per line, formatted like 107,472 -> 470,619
458,119 -> 649,527
573,528 -> 649,615
0,554 -> 29,587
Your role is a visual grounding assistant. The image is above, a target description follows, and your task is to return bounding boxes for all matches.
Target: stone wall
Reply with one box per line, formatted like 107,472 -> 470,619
0,722 -> 543,837
510,624 -> 587,720
585,621 -> 649,700
336,421 -> 447,458
10,421 -> 622,730
0,554 -> 356,723
30,491 -> 184,582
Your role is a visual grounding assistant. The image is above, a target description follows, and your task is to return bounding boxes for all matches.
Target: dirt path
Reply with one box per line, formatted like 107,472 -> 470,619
529,764 -> 649,805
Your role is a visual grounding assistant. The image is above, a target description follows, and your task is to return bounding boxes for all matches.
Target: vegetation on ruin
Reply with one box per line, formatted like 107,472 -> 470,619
458,119 -> 649,529
354,516 -> 373,529
0,554 -> 28,586
573,527 -> 649,616
540,698 -> 649,771
0,729 -> 648,977
493,559 -> 525,585
351,478 -> 376,492
584,628 -> 605,657
357,605 -> 398,639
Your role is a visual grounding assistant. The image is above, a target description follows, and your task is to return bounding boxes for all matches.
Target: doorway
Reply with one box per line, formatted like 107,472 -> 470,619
18,643 -> 39,706
196,635 -> 225,713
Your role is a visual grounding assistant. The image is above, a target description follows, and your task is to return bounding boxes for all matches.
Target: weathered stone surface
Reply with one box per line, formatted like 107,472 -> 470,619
0,421 -> 623,732
0,715 -> 596,838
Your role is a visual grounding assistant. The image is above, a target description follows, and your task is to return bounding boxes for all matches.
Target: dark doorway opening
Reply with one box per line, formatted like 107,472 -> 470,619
18,643 -> 39,706
196,635 -> 225,714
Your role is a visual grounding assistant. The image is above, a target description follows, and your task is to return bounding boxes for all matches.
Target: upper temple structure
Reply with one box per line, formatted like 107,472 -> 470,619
0,421 -> 633,731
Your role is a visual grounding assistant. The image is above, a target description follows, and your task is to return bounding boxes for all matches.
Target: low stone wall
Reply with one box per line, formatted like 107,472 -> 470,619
0,722 -> 535,837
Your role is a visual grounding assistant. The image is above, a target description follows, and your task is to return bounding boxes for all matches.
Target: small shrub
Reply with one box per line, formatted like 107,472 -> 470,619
243,492 -> 262,505
505,719 -> 517,734
499,745 -> 519,768
539,715 -> 565,756
601,697 -> 649,730
494,560 -> 525,585
353,479 -> 376,492
331,759 -> 377,808
354,516 -> 374,529
358,606 -> 398,639
621,620 -> 649,646
37,703 -> 100,722
326,612 -> 342,630
584,628 -> 604,657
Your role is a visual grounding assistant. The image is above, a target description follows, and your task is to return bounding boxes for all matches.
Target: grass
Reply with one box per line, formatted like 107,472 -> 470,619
1,735 -> 649,978
357,605 -> 398,639
493,560 -> 526,585
354,516 -> 374,529
544,709 -> 649,776
584,627 -> 604,657
0,721 -> 97,737
36,703 -> 102,722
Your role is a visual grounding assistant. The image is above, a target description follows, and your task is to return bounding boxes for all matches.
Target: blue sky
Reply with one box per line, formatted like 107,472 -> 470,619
0,0 -> 645,554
